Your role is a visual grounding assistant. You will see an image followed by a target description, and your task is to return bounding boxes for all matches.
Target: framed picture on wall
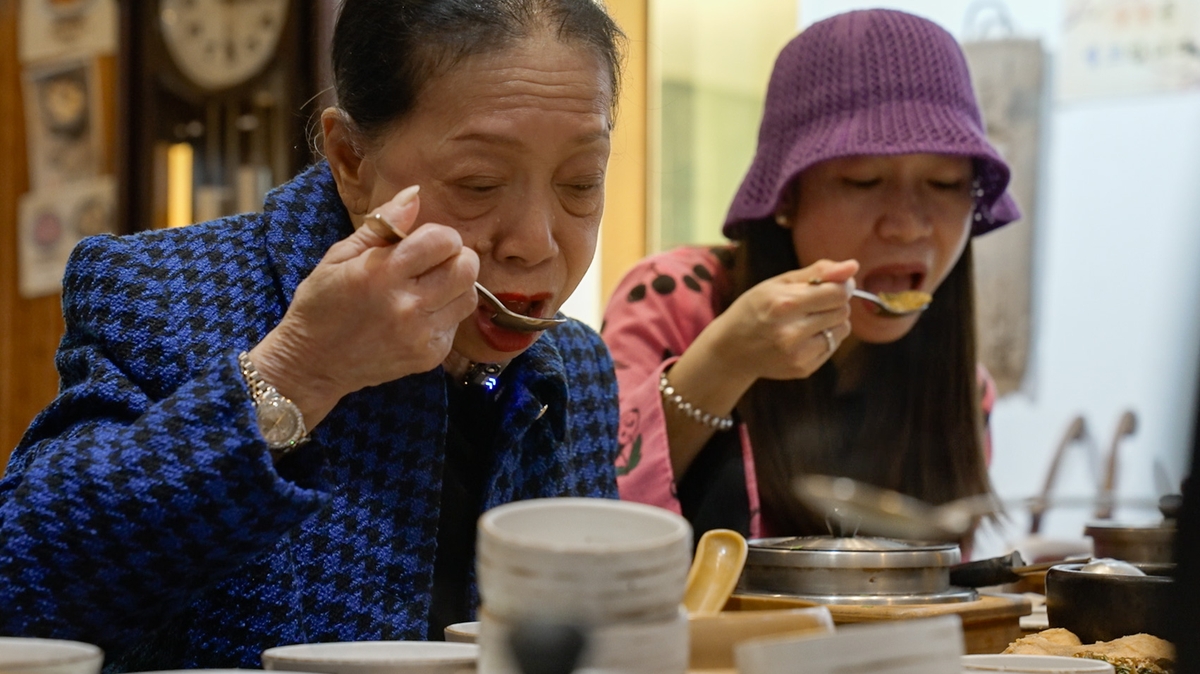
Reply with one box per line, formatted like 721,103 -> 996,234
21,57 -> 105,190
17,174 -> 116,299
18,0 -> 118,63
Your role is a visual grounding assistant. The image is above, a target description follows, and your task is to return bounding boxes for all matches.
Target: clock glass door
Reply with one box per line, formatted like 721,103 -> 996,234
120,0 -> 320,233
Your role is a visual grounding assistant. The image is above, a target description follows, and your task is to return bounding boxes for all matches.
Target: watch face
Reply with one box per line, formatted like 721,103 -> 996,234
257,393 -> 303,447
159,0 -> 288,92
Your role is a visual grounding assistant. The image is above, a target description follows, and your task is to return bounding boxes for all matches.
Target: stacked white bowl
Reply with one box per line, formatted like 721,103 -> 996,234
0,637 -> 103,674
475,497 -> 692,674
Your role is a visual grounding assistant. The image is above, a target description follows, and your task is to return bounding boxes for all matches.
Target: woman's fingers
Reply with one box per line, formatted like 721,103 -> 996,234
407,243 -> 480,313
325,185 -> 422,263
755,307 -> 851,380
272,182 -> 485,393
727,263 -> 857,380
782,258 -> 859,286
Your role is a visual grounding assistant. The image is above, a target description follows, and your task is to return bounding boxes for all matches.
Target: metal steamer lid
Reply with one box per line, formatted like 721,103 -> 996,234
745,536 -> 962,569
738,536 -> 975,605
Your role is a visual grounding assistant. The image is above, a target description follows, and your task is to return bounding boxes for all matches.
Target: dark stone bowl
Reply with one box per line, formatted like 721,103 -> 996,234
1045,563 -> 1174,643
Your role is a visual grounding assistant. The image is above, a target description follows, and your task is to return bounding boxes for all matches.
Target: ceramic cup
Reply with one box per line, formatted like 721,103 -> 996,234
0,637 -> 103,674
476,497 -> 692,624
477,606 -> 689,674
261,641 -> 478,674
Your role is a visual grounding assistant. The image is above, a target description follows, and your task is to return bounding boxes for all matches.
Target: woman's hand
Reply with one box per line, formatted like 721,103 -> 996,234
249,186 -> 480,429
693,259 -> 858,392
662,258 -> 857,478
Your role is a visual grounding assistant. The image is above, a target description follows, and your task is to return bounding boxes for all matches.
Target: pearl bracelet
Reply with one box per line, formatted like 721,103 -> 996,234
658,371 -> 735,431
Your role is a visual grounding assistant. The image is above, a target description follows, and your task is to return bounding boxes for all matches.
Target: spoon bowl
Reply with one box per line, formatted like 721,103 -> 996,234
852,289 -> 931,316
365,213 -> 566,333
683,529 -> 749,617
792,475 -> 1002,540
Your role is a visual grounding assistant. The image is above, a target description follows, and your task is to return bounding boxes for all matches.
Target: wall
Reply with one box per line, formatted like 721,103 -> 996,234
803,0 -> 1200,555
0,2 -> 93,471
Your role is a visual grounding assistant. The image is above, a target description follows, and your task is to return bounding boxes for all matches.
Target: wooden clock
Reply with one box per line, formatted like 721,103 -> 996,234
117,0 -> 326,233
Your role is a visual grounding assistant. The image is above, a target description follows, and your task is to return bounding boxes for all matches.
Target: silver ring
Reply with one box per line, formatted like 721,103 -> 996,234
822,329 -> 836,354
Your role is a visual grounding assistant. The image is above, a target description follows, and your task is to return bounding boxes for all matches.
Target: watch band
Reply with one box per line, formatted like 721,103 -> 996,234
238,351 -> 309,457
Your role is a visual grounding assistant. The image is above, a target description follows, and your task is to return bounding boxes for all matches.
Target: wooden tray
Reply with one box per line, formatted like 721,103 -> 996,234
724,592 -> 1032,655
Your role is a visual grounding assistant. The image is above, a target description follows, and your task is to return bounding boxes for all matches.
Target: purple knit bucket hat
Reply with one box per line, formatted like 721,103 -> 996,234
724,9 -> 1020,239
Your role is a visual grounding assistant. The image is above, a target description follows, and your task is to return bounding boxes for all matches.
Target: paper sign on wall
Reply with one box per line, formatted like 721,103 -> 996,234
1060,0 -> 1200,102
19,0 -> 118,64
18,175 -> 117,299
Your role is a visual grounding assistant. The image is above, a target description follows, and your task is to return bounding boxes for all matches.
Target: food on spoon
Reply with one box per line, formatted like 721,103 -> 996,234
875,290 -> 932,313
1004,629 -> 1175,674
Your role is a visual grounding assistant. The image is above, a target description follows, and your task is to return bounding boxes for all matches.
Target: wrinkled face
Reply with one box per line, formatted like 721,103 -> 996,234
346,33 -> 612,363
784,154 -> 974,344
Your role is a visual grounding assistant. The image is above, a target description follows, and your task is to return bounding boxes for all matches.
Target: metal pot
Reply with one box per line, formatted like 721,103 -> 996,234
1045,562 -> 1174,642
1083,493 -> 1180,564
1084,522 -> 1175,564
736,536 -> 976,605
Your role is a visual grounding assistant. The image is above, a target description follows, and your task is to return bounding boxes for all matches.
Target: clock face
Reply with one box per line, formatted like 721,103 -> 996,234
159,0 -> 288,92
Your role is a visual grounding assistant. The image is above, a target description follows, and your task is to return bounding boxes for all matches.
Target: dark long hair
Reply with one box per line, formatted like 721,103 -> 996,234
331,0 -> 624,143
725,220 -> 993,537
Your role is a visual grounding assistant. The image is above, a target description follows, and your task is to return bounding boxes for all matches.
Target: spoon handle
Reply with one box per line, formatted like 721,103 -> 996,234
364,212 -> 405,243
363,213 -> 563,332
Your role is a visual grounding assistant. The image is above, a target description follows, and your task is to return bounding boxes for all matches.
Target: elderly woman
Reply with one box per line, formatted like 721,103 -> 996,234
604,9 -> 1018,547
0,0 -> 621,669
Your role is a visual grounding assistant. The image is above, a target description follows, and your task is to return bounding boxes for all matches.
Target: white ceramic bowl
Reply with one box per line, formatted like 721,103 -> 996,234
476,607 -> 689,674
443,622 -> 480,644
28,665 -> 312,674
477,497 -> 691,623
961,655 -> 1115,674
736,615 -> 964,674
261,641 -> 477,674
0,637 -> 103,674
688,607 -> 835,670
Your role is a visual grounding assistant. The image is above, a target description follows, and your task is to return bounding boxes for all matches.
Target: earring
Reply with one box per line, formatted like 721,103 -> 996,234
774,213 -> 788,227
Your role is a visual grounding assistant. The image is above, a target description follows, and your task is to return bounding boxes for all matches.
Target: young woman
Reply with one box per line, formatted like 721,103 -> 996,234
603,9 -> 1017,545
0,0 -> 623,668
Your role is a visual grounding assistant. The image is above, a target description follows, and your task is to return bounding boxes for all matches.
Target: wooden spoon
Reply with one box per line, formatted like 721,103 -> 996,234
684,529 -> 749,617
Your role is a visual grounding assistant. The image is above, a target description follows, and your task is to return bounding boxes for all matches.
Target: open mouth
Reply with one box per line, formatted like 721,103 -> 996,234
861,270 -> 925,295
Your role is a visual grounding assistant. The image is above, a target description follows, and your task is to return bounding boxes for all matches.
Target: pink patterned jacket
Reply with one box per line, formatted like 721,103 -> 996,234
600,246 -> 996,538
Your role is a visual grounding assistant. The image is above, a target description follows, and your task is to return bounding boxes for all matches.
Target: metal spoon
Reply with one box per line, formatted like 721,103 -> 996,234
793,474 -> 1002,540
364,213 -> 566,332
852,289 -> 932,316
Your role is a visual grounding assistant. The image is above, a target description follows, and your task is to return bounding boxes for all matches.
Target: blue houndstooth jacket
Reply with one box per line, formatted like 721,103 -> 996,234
0,162 -> 619,671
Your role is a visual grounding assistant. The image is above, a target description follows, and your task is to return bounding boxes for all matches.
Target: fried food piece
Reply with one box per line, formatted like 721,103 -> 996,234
1077,634 -> 1175,674
1003,628 -> 1083,655
1003,630 -> 1175,674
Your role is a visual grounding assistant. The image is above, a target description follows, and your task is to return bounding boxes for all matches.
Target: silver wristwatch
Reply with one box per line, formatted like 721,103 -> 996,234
238,351 -> 309,456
